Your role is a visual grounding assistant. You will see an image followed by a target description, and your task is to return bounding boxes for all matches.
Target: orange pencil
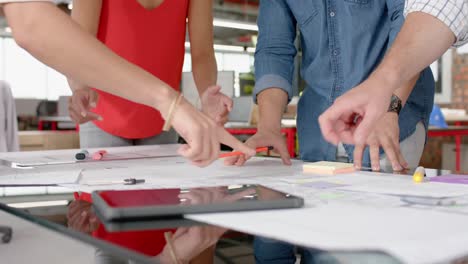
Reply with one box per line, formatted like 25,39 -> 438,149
219,146 -> 273,158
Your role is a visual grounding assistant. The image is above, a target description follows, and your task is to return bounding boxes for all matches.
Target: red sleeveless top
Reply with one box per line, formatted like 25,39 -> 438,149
92,0 -> 189,139
77,190 -> 179,256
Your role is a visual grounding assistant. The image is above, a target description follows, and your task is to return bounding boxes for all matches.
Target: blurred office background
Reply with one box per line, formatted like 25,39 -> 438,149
0,0 -> 467,172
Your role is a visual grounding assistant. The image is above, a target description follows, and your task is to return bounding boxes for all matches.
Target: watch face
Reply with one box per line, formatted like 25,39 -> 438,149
388,95 -> 402,114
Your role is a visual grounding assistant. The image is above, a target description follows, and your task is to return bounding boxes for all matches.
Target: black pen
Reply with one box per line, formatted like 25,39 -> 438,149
81,178 -> 146,186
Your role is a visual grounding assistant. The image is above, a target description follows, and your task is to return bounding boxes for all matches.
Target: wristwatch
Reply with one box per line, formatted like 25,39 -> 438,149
387,94 -> 402,115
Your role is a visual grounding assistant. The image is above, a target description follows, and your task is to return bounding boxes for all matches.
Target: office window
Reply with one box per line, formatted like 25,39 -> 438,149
221,53 -> 253,97
215,52 -> 224,71
183,51 -> 254,97
222,53 -> 252,72
1,37 -> 72,100
431,49 -> 452,104
0,38 -> 4,80
182,53 -> 192,72
46,68 -> 72,100
4,38 -> 47,99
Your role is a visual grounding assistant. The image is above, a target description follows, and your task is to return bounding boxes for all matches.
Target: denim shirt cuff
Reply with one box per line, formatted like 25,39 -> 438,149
253,74 -> 292,103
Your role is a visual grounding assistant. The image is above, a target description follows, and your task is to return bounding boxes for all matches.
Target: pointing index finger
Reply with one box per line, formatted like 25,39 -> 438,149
217,127 -> 256,157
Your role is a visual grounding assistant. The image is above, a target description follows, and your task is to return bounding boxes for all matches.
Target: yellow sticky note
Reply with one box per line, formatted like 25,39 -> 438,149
303,161 -> 355,175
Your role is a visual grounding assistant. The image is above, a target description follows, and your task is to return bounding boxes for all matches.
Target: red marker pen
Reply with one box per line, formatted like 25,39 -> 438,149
92,150 -> 107,160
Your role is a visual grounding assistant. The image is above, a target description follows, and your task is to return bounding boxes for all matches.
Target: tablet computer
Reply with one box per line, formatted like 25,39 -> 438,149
99,217 -> 205,232
92,184 -> 304,222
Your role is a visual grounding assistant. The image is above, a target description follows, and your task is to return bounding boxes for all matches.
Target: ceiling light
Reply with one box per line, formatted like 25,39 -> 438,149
213,18 -> 258,31
185,42 -> 254,53
246,47 -> 256,53
214,44 -> 255,53
214,44 -> 245,52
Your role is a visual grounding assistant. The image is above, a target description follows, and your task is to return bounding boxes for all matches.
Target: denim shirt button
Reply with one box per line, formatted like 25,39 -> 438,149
330,11 -> 335,17
333,50 -> 339,56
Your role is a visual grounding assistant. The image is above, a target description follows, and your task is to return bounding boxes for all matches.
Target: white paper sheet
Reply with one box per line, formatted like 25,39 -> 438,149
2,147 -> 468,263
0,144 -> 181,168
0,170 -> 82,185
187,205 -> 468,264
325,172 -> 468,197
60,158 -> 299,192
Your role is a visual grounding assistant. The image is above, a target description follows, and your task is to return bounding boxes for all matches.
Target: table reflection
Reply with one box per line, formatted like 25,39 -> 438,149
67,187 -> 258,263
67,198 -> 225,264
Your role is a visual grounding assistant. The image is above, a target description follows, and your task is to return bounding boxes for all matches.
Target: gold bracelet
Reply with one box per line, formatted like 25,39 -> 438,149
164,232 -> 182,264
163,93 -> 183,132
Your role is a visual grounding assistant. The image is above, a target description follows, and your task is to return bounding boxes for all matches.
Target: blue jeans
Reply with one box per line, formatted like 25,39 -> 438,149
254,237 -> 332,264
254,237 -> 402,264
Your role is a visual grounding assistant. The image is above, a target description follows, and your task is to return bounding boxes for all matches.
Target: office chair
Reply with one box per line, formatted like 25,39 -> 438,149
0,226 -> 12,243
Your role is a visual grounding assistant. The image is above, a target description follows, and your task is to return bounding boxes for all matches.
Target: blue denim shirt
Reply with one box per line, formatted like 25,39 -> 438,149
253,0 -> 434,166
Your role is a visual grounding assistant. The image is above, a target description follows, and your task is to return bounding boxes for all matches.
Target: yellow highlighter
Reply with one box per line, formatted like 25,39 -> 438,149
413,166 -> 426,183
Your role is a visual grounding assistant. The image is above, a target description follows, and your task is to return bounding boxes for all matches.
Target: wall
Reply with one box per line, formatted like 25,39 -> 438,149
451,51 -> 468,111
15,98 -> 42,116
420,50 -> 468,172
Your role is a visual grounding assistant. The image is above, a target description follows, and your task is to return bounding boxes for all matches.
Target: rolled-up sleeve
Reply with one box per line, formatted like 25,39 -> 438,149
253,0 -> 297,103
404,0 -> 468,47
386,0 -> 405,46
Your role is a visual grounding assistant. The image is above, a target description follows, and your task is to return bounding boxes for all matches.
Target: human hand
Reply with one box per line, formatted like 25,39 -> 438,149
159,226 -> 226,264
201,85 -> 233,125
353,112 -> 408,172
170,96 -> 255,167
318,76 -> 394,146
68,87 -> 101,124
67,200 -> 99,234
159,187 -> 255,263
224,129 -> 291,166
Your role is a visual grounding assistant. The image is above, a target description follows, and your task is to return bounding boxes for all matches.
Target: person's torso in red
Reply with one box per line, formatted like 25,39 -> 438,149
92,0 -> 189,139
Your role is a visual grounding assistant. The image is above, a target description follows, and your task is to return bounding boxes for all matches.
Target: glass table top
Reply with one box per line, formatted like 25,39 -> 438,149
0,167 -> 460,264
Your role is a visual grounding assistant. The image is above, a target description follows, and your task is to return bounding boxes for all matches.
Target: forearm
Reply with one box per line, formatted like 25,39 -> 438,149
67,79 -> 87,92
192,55 -> 217,96
256,88 -> 288,132
393,74 -> 419,106
67,0 -> 102,93
4,2 -> 174,116
188,0 -> 216,97
373,12 -> 455,92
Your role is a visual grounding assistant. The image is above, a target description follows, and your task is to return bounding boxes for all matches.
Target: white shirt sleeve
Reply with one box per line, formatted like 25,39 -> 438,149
404,0 -> 468,47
